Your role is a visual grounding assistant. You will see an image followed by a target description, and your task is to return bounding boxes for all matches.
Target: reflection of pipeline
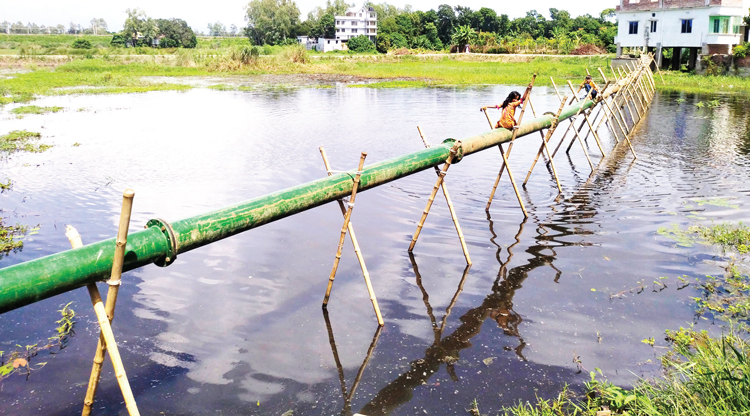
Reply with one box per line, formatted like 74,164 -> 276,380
359,223 -> 563,416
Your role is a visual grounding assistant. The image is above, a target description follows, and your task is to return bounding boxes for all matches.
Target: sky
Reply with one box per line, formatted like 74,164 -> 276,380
3,0 -> 618,33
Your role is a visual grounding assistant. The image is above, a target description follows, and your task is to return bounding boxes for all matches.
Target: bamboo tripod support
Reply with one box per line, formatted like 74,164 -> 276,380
65,189 -> 140,416
522,98 -> 568,189
480,109 -> 528,217
484,74 -> 536,213
409,142 -> 466,250
558,85 -> 598,166
415,127 -> 472,265
548,78 -> 594,170
565,80 -> 606,157
597,68 -> 631,141
319,147 -> 384,326
323,153 -> 368,307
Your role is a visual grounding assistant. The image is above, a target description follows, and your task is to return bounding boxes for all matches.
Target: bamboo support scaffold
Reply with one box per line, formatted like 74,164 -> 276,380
0,54 -> 660,416
413,126 -> 472,265
319,147 -> 384,326
65,189 -> 140,416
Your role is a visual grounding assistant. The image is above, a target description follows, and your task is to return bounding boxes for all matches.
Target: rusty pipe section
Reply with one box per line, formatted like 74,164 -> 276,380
0,87 -> 607,314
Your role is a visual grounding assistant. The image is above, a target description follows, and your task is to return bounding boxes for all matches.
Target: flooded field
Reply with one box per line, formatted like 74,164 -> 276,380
1,84 -> 749,415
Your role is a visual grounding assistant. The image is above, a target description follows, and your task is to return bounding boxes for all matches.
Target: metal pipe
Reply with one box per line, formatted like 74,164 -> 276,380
0,98 -> 597,314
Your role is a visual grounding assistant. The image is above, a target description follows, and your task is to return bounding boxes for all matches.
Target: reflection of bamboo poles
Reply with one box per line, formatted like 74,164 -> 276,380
522,98 -> 567,190
319,147 -> 384,326
415,127 -> 471,265
409,142 -> 468,250
65,196 -> 140,416
323,309 -> 383,415
323,153 -> 367,307
81,190 -> 137,416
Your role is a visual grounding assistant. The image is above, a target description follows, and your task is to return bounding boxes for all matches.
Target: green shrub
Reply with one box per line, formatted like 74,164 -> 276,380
71,38 -> 92,49
347,35 -> 375,53
734,43 -> 748,59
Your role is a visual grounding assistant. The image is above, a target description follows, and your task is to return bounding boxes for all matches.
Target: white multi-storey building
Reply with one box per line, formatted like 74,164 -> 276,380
615,0 -> 749,69
335,5 -> 377,42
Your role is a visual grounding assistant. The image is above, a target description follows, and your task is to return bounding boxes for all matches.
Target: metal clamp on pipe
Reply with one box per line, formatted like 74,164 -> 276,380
146,218 -> 177,267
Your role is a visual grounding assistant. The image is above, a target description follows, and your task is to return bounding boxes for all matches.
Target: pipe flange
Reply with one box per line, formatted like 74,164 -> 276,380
146,218 -> 177,267
440,138 -> 465,164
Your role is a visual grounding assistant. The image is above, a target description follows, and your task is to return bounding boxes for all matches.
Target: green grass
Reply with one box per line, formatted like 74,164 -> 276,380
10,105 -> 63,115
0,130 -> 50,154
658,71 -> 750,95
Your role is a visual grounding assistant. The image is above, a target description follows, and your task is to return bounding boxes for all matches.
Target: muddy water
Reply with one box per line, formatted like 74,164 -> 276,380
0,85 -> 749,415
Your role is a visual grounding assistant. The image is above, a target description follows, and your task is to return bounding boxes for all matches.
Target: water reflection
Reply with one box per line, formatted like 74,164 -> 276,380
323,309 -> 382,416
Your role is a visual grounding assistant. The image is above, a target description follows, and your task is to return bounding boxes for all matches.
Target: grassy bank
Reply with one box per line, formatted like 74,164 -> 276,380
498,223 -> 750,416
1,50 -> 748,101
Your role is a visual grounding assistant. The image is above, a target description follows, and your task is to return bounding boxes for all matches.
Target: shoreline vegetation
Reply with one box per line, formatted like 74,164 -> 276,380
499,223 -> 750,416
1,48 -> 749,103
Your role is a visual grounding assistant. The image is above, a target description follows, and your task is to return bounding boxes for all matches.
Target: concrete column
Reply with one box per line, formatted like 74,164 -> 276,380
671,47 -> 681,70
688,47 -> 698,71
616,42 -> 622,57
656,43 -> 663,68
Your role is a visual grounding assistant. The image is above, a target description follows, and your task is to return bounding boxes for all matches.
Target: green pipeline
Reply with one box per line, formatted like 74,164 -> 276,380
0,99 -> 594,314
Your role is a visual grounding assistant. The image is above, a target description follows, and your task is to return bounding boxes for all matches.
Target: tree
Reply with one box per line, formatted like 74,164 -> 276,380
230,24 -> 238,36
436,4 -> 455,45
123,8 -> 155,46
451,24 -> 477,51
548,8 -> 571,36
600,8 -> 616,23
90,18 -> 108,35
477,8 -> 498,33
497,14 -> 510,37
156,18 -> 197,48
244,0 -> 301,45
348,34 -> 375,52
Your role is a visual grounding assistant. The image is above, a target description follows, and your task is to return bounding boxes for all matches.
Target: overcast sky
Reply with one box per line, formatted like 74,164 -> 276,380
3,0 -> 618,33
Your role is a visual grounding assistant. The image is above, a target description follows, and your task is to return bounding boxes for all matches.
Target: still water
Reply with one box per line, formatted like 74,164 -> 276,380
1,83 -> 749,415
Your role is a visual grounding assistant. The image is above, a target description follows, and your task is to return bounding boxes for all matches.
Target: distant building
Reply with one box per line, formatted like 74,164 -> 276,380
296,36 -> 344,52
335,5 -> 377,42
615,0 -> 749,69
318,38 -> 344,52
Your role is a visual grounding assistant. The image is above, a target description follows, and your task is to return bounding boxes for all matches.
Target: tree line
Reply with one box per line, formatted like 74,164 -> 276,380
1,19 -> 108,35
244,0 -> 618,53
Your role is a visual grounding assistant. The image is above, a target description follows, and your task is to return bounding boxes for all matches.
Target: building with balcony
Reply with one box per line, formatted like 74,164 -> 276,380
615,0 -> 749,69
335,5 -> 377,42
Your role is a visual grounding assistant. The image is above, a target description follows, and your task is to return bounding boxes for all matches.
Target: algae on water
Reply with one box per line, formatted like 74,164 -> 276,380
0,130 -> 51,154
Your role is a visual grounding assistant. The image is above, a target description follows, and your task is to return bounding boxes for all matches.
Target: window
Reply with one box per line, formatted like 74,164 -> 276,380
351,21 -> 357,26
352,29 -> 357,33
710,16 -> 740,34
650,20 -> 657,33
681,19 -> 692,33
629,21 -> 638,35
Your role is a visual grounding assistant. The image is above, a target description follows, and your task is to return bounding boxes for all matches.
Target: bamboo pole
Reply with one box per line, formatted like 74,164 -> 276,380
482,113 -> 528,216
344,325 -> 382,409
548,77 -> 594,170
485,75 -> 536,212
522,98 -> 567,190
625,63 -> 647,113
65,226 -> 140,416
319,147 -> 384,325
323,152 -> 367,306
80,190 -> 137,416
548,78 -> 586,161
618,67 -> 642,120
616,67 -> 639,126
579,81 -> 612,143
409,142 -> 475,249
565,80 -> 606,157
597,68 -> 630,139
416,127 -> 471,265
562,84 -> 600,159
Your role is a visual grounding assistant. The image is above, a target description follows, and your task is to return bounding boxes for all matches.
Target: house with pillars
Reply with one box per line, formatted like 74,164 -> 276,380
335,5 -> 378,42
615,0 -> 749,69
